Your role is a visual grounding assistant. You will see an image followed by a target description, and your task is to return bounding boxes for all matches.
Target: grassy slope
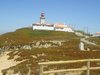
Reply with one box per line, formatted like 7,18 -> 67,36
6,49 -> 100,75
1,28 -> 100,75
85,37 -> 100,50
0,27 -> 79,46
87,37 -> 100,45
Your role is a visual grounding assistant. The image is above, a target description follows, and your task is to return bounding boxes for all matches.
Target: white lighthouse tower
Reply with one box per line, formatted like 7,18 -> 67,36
40,12 -> 46,24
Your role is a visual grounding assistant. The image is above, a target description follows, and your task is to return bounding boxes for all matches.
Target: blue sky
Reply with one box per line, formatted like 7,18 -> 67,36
0,0 -> 100,34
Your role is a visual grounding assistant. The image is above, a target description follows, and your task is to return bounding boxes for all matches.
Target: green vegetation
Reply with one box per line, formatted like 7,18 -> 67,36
6,49 -> 100,75
0,27 -> 79,46
0,41 -> 4,47
87,37 -> 100,45
0,27 -> 100,75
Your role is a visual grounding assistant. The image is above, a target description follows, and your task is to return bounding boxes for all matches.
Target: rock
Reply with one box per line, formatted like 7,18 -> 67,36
31,55 -> 37,59
79,42 -> 85,51
22,45 -> 32,50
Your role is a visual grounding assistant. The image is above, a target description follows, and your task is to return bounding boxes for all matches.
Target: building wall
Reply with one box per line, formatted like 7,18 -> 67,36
33,26 -> 54,30
40,19 -> 45,24
93,34 -> 100,37
55,28 -> 74,32
33,25 -> 74,32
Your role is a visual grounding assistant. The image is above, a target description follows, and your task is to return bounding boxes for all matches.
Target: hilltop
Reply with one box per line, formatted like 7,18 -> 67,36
0,27 -> 77,41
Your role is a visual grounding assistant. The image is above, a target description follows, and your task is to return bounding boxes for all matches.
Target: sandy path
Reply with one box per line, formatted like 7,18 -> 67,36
0,51 -> 23,75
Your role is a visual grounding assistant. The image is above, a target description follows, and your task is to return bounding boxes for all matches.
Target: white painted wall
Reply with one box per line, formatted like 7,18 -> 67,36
55,28 -> 74,32
32,25 -> 74,32
33,26 -> 54,30
40,19 -> 45,24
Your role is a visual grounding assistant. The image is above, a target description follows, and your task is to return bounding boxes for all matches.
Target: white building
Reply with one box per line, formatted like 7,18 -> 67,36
93,32 -> 100,37
54,23 -> 74,32
32,13 -> 74,32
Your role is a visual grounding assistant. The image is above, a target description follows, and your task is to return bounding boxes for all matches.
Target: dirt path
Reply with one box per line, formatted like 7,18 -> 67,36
0,51 -> 24,75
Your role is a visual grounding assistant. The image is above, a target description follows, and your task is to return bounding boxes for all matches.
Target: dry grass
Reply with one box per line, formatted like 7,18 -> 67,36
87,37 -> 100,45
0,27 -> 79,46
6,49 -> 100,75
0,27 -> 100,75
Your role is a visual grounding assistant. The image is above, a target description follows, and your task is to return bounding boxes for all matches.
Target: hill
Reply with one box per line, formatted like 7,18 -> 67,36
0,27 -> 100,75
0,27 -> 78,40
0,27 -> 80,50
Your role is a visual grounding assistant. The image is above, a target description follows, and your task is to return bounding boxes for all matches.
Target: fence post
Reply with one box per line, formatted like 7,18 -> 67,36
40,65 -> 44,75
87,59 -> 90,75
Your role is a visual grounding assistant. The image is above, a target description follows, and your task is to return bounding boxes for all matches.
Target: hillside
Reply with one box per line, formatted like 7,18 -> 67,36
0,27 -> 78,43
0,27 -> 80,50
87,37 -> 100,45
0,27 -> 100,75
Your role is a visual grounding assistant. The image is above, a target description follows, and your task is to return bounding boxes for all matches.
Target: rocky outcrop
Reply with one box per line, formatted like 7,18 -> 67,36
0,40 -> 65,51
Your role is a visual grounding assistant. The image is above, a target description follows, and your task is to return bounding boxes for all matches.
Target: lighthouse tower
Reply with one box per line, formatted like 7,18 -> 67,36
40,12 -> 46,24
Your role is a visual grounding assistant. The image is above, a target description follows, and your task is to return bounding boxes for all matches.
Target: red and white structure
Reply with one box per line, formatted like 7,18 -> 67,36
32,13 -> 74,32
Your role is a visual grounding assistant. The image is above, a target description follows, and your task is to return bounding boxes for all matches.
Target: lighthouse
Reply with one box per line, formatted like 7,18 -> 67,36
40,12 -> 46,24
32,13 -> 74,32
